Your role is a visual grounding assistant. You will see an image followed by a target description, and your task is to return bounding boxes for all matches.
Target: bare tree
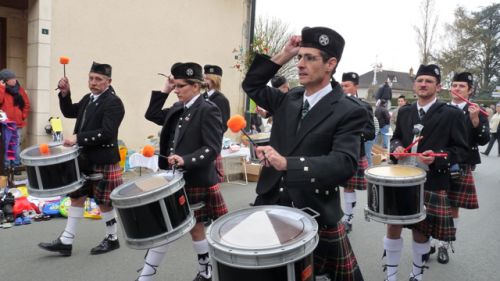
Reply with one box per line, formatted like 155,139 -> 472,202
414,0 -> 439,64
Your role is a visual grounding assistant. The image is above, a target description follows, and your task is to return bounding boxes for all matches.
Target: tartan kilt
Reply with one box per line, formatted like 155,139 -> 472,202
215,154 -> 225,183
186,184 -> 228,223
409,190 -> 456,242
448,167 -> 479,209
314,222 -> 364,281
69,163 -> 123,207
342,156 -> 368,191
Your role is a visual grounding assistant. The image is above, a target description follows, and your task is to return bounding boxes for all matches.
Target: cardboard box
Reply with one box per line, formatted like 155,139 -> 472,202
245,162 -> 262,182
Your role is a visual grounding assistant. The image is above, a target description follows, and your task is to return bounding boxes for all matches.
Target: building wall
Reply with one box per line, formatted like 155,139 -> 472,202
9,0 -> 250,150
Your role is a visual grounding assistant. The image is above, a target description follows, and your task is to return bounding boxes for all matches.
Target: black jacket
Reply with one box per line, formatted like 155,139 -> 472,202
458,104 -> 490,165
59,86 -> 125,165
391,101 -> 469,190
145,92 -> 223,188
204,91 -> 230,133
242,54 -> 368,226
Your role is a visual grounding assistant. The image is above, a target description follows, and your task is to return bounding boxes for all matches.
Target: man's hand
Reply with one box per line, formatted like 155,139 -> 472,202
161,75 -> 175,94
393,146 -> 406,160
255,146 -> 287,171
63,134 -> 77,146
418,150 -> 435,165
58,77 -> 70,96
255,106 -> 268,118
468,103 -> 480,128
271,35 -> 301,66
167,154 -> 184,167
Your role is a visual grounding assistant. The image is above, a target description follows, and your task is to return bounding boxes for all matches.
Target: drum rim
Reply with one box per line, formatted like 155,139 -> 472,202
27,179 -> 84,198
110,171 -> 184,207
364,207 -> 427,225
20,144 -> 79,166
365,165 -> 426,181
207,205 -> 319,268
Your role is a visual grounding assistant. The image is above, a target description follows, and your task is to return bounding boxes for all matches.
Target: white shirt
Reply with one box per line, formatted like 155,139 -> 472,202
450,101 -> 467,110
417,97 -> 437,114
185,94 -> 200,109
91,87 -> 109,102
207,89 -> 215,98
303,83 -> 333,110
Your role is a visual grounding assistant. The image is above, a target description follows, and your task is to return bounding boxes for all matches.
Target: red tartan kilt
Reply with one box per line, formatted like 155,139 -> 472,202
314,222 -> 364,281
342,156 -> 368,191
186,184 -> 228,223
215,154 -> 224,183
69,163 -> 123,207
448,167 -> 478,209
409,190 -> 456,241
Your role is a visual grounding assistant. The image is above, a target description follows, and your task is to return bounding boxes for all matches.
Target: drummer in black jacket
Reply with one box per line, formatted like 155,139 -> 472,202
203,64 -> 230,183
429,72 -> 490,264
38,62 -> 125,256
141,62 -> 227,281
384,64 -> 468,281
242,26 -> 366,281
339,72 -> 375,233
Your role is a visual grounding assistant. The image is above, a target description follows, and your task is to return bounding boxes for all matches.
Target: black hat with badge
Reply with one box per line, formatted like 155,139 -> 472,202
452,72 -> 473,87
342,72 -> 359,85
171,62 -> 203,81
90,62 -> 112,78
204,64 -> 223,76
415,64 -> 441,83
301,26 -> 345,61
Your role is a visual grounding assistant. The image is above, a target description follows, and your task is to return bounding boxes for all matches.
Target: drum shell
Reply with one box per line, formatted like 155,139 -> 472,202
364,165 -> 426,225
20,144 -> 84,197
207,206 -> 318,281
110,172 -> 195,249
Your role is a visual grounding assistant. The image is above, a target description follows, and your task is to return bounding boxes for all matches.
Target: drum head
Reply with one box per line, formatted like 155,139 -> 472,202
110,171 -> 184,208
207,205 -> 318,269
20,144 -> 79,166
365,165 -> 426,182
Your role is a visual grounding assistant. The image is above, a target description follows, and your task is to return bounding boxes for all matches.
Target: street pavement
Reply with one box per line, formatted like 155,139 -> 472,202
1,147 -> 499,281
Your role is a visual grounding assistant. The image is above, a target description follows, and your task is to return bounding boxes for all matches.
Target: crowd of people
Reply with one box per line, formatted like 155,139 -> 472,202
2,24 -> 497,281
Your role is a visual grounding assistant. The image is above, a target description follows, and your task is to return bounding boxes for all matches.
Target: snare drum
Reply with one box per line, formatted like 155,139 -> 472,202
110,171 -> 195,250
207,206 -> 318,281
364,165 -> 426,225
21,144 -> 84,197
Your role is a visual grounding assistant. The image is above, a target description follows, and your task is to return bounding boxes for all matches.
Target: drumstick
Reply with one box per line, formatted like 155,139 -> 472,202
390,152 -> 448,157
142,144 -> 169,160
403,136 -> 423,152
450,91 -> 489,117
227,114 -> 270,165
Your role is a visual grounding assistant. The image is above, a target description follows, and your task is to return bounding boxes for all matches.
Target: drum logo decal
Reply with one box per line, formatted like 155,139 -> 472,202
371,184 -> 379,211
301,264 -> 313,281
179,195 -> 186,206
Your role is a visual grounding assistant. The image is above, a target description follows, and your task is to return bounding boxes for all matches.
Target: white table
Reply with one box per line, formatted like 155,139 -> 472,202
128,153 -> 159,173
221,147 -> 251,185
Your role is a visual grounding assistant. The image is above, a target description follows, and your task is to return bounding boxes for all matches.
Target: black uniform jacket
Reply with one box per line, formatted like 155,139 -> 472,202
59,86 -> 125,165
206,90 -> 230,133
242,54 -> 369,226
145,91 -> 223,188
459,104 -> 490,165
347,96 -> 375,157
390,101 -> 469,190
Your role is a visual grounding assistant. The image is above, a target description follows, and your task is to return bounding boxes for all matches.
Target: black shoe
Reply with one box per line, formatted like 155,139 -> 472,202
38,238 -> 72,256
429,245 -> 436,255
437,245 -> 449,264
193,272 -> 211,281
90,235 -> 120,255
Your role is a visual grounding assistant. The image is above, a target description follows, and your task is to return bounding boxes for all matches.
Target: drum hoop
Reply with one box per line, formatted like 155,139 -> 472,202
366,179 -> 426,186
110,172 -> 185,208
207,206 -> 319,268
365,165 -> 426,182
20,145 -> 79,166
364,207 -> 427,225
27,179 -> 85,198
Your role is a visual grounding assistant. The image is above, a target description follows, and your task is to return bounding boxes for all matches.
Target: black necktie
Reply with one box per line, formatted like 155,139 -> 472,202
301,99 -> 310,119
419,108 -> 426,120
202,92 -> 209,100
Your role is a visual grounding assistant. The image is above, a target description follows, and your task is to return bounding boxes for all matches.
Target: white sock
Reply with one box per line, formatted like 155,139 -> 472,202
384,236 -> 403,281
192,239 -> 211,278
411,240 -> 430,281
101,209 -> 118,240
138,245 -> 169,281
60,206 -> 84,245
343,192 -> 356,221
453,218 -> 459,234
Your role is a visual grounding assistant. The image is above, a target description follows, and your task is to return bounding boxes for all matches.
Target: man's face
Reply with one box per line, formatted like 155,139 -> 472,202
88,72 -> 111,95
341,81 -> 357,95
296,47 -> 336,89
397,98 -> 406,107
204,76 -> 214,90
5,78 -> 17,87
451,81 -> 472,100
413,75 -> 440,100
173,79 -> 199,103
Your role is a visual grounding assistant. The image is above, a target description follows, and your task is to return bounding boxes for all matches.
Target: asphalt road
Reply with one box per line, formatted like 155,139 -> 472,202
1,148 -> 499,281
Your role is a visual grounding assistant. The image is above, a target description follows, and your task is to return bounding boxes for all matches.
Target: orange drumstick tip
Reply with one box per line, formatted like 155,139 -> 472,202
39,143 -> 50,154
59,56 -> 70,64
227,114 -> 247,133
142,144 -> 155,158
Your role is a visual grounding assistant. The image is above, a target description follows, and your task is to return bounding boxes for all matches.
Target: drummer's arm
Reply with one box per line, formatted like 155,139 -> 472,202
431,109 -> 468,171
58,91 -> 80,118
145,91 -> 170,126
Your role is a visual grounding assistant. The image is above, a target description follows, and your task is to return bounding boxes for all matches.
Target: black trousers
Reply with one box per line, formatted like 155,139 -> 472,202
484,132 -> 500,155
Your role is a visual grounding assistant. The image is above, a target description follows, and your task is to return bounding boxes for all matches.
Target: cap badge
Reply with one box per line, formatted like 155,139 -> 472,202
319,34 -> 329,46
186,68 -> 194,76
434,68 -> 440,75
468,75 -> 472,81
